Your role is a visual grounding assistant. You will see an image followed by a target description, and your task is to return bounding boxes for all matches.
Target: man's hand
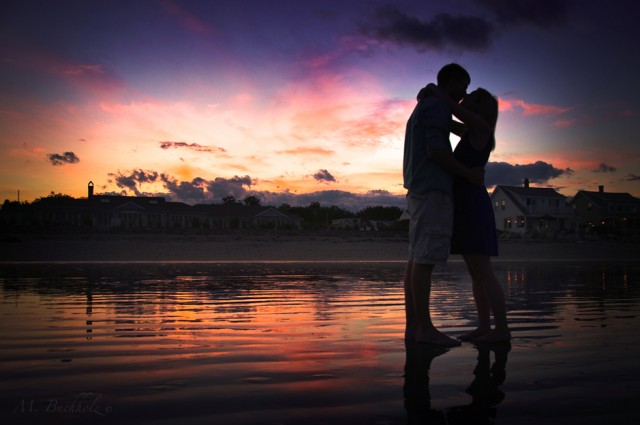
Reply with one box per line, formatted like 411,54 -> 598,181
467,167 -> 485,186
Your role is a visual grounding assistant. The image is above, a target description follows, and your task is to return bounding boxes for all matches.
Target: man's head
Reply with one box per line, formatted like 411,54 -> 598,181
437,63 -> 470,103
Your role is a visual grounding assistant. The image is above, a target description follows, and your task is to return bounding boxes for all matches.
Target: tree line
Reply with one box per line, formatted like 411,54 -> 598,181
3,193 -> 406,231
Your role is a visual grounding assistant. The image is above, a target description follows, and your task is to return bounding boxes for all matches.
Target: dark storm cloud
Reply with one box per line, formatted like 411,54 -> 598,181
205,175 -> 254,199
486,161 -> 568,187
592,162 -> 617,173
160,174 -> 208,203
360,6 -> 494,51
159,141 -> 226,153
47,151 -> 79,166
109,169 -> 159,195
472,0 -> 568,28
313,169 -> 337,183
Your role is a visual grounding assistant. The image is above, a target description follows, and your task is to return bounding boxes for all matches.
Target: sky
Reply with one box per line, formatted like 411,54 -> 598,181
1,0 -> 639,210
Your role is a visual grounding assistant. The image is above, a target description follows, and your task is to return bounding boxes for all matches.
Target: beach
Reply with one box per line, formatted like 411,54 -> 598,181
1,233 -> 640,424
1,233 -> 638,263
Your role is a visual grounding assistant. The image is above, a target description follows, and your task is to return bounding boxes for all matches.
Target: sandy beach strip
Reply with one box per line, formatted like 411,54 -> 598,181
1,233 -> 638,263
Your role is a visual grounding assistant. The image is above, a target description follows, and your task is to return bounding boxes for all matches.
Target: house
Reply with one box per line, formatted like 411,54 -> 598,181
331,217 -> 360,230
490,179 -> 576,236
570,186 -> 639,234
192,204 -> 302,230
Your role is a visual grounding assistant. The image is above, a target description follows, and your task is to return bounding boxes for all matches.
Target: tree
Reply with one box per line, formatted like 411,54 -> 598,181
358,206 -> 403,220
243,195 -> 261,206
222,196 -> 240,205
31,192 -> 74,205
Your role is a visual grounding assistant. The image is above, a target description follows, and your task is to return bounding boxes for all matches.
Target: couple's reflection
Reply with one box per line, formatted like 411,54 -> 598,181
404,342 -> 510,424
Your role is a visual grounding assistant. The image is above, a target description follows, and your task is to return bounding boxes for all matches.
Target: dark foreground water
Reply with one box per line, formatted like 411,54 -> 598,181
1,261 -> 639,425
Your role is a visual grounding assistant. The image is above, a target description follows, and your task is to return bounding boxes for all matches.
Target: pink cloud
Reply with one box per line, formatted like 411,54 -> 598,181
499,97 -> 572,116
279,147 -> 336,156
5,43 -> 125,95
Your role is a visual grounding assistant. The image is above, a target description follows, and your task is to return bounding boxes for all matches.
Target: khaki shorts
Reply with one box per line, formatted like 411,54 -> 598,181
407,191 -> 453,266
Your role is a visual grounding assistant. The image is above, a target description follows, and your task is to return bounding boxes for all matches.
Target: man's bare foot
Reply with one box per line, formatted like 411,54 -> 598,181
415,328 -> 461,347
475,329 -> 511,343
458,328 -> 490,342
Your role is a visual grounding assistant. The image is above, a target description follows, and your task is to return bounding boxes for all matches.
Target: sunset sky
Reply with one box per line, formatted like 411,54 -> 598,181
1,0 -> 639,210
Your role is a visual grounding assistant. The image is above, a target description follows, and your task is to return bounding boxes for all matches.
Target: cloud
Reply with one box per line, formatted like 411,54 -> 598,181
109,169 -> 159,195
160,174 -> 208,203
486,160 -> 569,186
359,6 -> 494,52
499,98 -> 572,117
313,169 -> 337,183
48,151 -> 79,166
626,174 -> 640,181
159,141 -> 226,153
472,0 -> 568,28
592,163 -> 617,173
107,169 -> 255,202
279,147 -> 335,156
102,169 -> 406,211
8,45 -> 126,94
205,175 -> 254,199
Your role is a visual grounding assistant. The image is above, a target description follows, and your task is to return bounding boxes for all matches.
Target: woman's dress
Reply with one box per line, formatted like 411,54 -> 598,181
450,134 -> 498,256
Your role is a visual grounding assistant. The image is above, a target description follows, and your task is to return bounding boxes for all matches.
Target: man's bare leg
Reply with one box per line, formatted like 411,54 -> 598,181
403,260 -> 417,341
410,262 -> 460,346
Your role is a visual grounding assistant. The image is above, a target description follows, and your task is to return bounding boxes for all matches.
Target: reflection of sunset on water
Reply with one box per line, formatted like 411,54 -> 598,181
1,261 -> 639,424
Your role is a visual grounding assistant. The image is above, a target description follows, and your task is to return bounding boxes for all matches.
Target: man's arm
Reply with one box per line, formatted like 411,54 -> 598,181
429,150 -> 484,186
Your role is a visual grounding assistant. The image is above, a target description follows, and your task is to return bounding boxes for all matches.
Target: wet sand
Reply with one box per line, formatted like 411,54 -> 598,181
1,233 -> 638,262
1,233 -> 639,424
1,261 -> 639,424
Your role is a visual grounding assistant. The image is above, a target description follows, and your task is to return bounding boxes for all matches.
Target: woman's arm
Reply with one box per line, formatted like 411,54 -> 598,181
450,120 -> 466,137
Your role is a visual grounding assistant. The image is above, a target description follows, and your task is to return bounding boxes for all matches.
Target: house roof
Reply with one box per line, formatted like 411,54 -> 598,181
494,186 -> 529,214
574,190 -> 639,207
497,185 -> 566,199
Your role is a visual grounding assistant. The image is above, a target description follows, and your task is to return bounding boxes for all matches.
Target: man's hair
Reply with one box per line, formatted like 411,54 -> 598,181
436,63 -> 470,86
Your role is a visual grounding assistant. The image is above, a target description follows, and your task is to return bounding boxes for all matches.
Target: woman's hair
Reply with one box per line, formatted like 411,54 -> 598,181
470,88 -> 499,150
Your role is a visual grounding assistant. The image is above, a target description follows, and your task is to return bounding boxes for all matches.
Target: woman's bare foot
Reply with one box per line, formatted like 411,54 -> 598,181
475,329 -> 511,343
458,328 -> 490,342
415,328 -> 461,346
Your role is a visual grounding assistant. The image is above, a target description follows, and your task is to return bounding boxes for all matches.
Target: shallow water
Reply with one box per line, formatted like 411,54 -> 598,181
1,261 -> 639,425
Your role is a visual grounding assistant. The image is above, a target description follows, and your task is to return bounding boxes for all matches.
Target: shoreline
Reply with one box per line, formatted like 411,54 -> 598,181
1,233 -> 638,263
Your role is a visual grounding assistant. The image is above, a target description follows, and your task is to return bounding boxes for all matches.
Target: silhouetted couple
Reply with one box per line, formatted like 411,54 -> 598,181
403,63 -> 510,346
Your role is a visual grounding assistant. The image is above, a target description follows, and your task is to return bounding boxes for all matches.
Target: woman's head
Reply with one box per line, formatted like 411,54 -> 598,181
463,88 -> 498,130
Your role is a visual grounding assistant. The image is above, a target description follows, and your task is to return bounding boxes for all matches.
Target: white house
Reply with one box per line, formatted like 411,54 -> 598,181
490,179 -> 576,235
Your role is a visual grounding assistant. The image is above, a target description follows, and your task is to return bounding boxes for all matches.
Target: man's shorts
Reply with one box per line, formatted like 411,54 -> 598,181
407,190 -> 453,266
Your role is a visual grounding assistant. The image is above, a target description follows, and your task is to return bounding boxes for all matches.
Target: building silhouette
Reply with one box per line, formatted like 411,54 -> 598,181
1,182 -> 302,231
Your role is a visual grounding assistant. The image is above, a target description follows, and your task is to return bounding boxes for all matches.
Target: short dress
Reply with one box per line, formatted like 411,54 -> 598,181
450,134 -> 499,256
